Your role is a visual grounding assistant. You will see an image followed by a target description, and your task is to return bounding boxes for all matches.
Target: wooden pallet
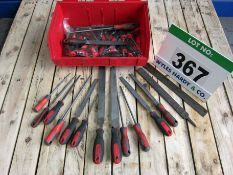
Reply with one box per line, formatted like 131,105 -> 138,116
0,0 -> 232,174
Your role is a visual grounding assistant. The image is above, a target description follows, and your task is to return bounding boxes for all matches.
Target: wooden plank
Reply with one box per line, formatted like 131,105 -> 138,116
83,67 -> 112,175
8,2 -> 56,175
148,0 -> 195,174
36,67 -> 76,175
178,0 -> 223,174
63,67 -> 92,175
177,0 -> 222,174
0,1 -> 54,174
136,1 -> 168,175
112,67 -> 140,175
149,1 -> 194,174
0,0 -> 36,110
196,0 -> 233,110
196,0 -> 233,174
165,0 -> 223,174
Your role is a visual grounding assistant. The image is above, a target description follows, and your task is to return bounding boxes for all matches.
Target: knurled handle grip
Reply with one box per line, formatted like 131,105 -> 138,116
59,118 -> 78,145
93,128 -> 104,164
44,119 -> 65,145
157,104 -> 178,127
34,95 -> 50,112
70,120 -> 88,147
111,127 -> 122,164
120,127 -> 131,157
133,123 -> 150,152
43,101 -> 64,125
150,112 -> 172,136
31,107 -> 49,128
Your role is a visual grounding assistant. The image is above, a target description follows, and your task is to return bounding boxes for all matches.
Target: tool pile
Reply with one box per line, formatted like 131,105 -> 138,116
63,19 -> 142,57
31,66 -> 197,164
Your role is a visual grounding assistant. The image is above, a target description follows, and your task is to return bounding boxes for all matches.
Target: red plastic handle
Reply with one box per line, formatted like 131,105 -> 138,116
114,23 -> 138,30
157,104 -> 178,127
31,107 -> 49,128
70,120 -> 88,147
93,128 -> 104,164
111,127 -> 122,164
34,95 -> 50,112
59,118 -> 78,145
43,101 -> 64,125
133,123 -> 150,152
120,127 -> 131,157
150,112 -> 172,136
44,119 -> 65,145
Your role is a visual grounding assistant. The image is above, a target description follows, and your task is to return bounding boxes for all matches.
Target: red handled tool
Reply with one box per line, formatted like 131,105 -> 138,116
93,67 -> 106,164
33,73 -> 71,112
70,94 -> 98,147
117,94 -> 131,157
31,75 -> 77,128
43,76 -> 80,125
110,67 -> 122,164
120,77 -> 172,136
59,79 -> 98,145
63,39 -> 125,46
136,68 -> 196,127
44,75 -> 92,145
72,23 -> 138,33
120,86 -> 150,151
129,74 -> 178,127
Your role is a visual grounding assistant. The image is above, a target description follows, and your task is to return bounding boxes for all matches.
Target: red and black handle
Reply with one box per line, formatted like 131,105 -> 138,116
59,118 -> 78,145
114,23 -> 138,30
157,104 -> 178,127
44,119 -> 65,145
70,120 -> 88,147
93,128 -> 104,164
150,111 -> 172,136
43,101 -> 64,125
120,127 -> 131,157
34,95 -> 50,112
31,107 -> 49,128
133,123 -> 150,152
111,127 -> 122,164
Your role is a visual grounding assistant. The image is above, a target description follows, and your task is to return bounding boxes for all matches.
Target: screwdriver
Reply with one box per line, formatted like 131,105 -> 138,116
120,77 -> 172,136
72,23 -> 138,33
70,94 -> 98,147
117,94 -> 131,157
120,86 -> 150,152
44,75 -> 91,145
31,75 -> 77,128
33,73 -> 71,112
129,74 -> 178,127
59,79 -> 98,145
43,76 -> 80,125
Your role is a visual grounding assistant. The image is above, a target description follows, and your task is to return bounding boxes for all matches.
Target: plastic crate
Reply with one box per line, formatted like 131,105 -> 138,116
48,0 -> 150,66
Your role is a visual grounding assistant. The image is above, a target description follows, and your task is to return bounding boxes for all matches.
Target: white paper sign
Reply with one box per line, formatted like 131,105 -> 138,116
155,24 -> 233,101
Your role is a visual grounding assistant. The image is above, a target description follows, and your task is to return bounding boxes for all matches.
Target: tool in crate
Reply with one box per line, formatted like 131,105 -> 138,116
63,19 -> 142,57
